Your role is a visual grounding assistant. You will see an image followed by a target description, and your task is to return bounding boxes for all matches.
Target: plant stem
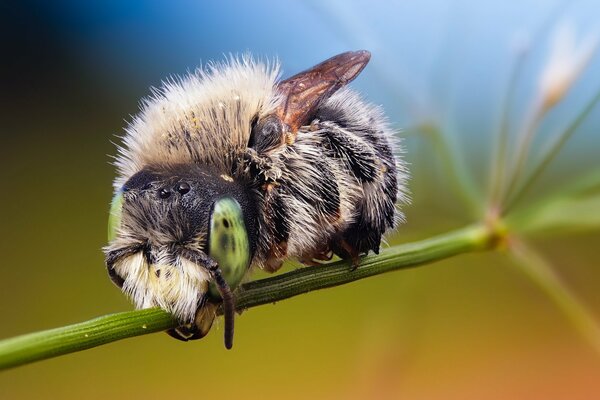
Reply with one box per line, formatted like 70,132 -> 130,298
488,48 -> 526,208
237,224 -> 491,308
0,224 -> 493,371
412,123 -> 481,215
509,238 -> 600,353
488,2 -> 567,211
0,308 -> 177,372
503,86 -> 600,213
501,100 -> 546,207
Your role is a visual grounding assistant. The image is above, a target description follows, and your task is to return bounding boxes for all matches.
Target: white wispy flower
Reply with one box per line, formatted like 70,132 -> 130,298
538,22 -> 599,109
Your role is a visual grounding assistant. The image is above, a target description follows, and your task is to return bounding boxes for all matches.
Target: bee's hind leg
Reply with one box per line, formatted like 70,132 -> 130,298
331,239 -> 363,271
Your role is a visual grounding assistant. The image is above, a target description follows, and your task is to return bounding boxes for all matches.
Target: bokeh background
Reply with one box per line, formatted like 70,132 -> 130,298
1,1 -> 599,399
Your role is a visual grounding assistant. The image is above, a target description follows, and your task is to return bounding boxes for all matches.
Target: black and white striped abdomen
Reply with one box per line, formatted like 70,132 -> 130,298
251,88 -> 408,269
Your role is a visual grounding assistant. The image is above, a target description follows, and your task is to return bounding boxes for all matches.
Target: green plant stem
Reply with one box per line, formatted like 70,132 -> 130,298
411,123 -> 482,214
0,309 -> 177,372
509,238 -> 600,354
503,87 -> 600,213
502,100 -> 547,206
0,224 -> 494,371
236,224 -> 492,308
489,3 -> 568,211
488,48 -> 526,209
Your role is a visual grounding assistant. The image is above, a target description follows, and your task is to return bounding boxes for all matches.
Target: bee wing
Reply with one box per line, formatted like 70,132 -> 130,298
249,51 -> 371,153
276,50 -> 371,134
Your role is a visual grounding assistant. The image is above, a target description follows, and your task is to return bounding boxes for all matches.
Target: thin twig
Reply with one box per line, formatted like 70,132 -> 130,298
502,100 -> 547,207
488,49 -> 527,209
408,123 -> 481,214
503,87 -> 600,213
491,1 -> 571,209
509,237 -> 600,353
0,224 -> 493,371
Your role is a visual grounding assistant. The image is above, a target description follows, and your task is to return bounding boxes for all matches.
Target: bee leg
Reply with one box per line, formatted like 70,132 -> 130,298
299,259 -> 321,267
264,190 -> 289,272
178,248 -> 236,349
260,178 -> 291,273
265,257 -> 284,272
332,239 -> 362,270
299,256 -> 329,267
315,248 -> 334,261
166,325 -> 201,341
166,300 -> 217,341
105,245 -> 145,288
264,240 -> 288,272
299,247 -> 334,266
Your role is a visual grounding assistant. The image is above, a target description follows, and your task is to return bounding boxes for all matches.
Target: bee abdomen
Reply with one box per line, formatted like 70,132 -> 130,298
316,122 -> 380,183
312,89 -> 404,260
282,158 -> 341,220
253,138 -> 350,268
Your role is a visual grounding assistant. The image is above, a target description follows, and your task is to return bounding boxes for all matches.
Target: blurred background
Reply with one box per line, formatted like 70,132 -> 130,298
1,0 -> 599,398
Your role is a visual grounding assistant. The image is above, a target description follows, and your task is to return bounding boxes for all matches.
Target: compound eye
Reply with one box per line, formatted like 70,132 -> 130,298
108,190 -> 124,242
208,198 -> 251,294
248,115 -> 284,153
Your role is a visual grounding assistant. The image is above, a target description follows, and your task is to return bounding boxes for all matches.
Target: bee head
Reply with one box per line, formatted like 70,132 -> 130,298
104,163 -> 257,348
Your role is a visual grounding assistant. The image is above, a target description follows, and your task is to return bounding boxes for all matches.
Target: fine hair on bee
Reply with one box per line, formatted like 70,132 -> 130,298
104,50 -> 409,349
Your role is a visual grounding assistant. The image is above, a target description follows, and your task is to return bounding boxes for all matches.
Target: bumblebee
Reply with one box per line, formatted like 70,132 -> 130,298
105,51 -> 408,349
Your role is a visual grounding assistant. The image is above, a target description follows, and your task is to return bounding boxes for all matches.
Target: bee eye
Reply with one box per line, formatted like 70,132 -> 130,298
208,198 -> 250,293
108,191 -> 124,242
176,182 -> 190,194
158,188 -> 172,199
248,115 -> 284,152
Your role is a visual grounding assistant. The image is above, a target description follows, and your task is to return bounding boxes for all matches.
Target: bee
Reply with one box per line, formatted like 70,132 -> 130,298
104,51 -> 408,349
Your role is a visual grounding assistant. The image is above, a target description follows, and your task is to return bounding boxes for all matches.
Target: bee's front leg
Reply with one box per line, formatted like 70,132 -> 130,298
166,300 -> 217,341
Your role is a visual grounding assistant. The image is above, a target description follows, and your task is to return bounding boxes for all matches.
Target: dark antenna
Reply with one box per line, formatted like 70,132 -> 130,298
179,247 -> 236,349
209,266 -> 235,349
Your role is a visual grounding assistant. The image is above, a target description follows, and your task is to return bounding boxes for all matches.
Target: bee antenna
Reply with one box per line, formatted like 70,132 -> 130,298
209,266 -> 236,350
178,248 -> 236,349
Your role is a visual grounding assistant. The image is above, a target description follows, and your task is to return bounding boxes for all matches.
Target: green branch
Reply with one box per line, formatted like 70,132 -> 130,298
0,224 -> 494,371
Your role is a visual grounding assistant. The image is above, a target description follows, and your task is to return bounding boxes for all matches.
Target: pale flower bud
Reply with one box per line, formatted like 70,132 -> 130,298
538,22 -> 599,110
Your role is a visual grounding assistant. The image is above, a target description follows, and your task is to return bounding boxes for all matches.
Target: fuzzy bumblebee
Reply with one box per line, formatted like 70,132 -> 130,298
105,51 -> 408,349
